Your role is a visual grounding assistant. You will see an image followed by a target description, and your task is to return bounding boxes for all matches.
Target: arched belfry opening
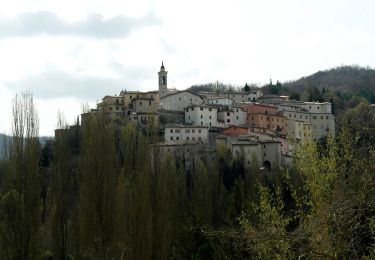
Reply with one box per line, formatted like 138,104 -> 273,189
158,61 -> 168,98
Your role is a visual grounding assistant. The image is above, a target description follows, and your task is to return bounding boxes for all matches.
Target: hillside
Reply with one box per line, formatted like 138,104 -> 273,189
282,65 -> 375,103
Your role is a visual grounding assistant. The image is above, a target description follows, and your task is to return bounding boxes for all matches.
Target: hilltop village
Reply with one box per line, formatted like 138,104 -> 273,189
81,62 -> 336,169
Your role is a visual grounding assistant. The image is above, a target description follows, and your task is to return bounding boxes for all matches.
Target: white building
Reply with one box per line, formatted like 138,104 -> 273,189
217,106 -> 247,128
221,91 -> 263,102
165,124 -> 209,142
205,97 -> 233,106
279,101 -> 335,140
160,90 -> 204,112
185,104 -> 218,127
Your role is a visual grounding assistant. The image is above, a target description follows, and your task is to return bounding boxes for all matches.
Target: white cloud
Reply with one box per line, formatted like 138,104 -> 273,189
0,0 -> 375,135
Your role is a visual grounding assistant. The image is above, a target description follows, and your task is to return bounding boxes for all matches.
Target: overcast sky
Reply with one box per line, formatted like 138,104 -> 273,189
0,0 -> 374,136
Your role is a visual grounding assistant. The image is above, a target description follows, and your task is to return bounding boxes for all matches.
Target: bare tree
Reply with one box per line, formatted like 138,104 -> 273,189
0,92 -> 41,259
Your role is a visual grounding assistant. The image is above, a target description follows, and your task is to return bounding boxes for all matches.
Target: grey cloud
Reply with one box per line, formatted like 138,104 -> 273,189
5,66 -> 156,100
0,11 -> 161,39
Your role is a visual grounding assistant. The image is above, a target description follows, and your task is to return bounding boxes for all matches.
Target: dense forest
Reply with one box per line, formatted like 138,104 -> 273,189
0,90 -> 375,259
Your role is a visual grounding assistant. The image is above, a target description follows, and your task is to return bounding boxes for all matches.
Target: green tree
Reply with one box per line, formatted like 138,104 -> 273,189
0,93 -> 41,259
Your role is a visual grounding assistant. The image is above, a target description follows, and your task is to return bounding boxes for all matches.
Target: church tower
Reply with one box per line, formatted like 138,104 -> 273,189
158,61 -> 168,98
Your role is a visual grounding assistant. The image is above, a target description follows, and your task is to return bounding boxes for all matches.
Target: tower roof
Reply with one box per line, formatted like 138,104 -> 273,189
160,61 -> 165,70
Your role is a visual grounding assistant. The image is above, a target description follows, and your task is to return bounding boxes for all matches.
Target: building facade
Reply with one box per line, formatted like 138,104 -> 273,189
185,104 -> 218,127
165,125 -> 209,142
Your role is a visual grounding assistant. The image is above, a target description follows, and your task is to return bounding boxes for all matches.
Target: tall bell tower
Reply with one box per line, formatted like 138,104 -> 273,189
158,61 -> 168,98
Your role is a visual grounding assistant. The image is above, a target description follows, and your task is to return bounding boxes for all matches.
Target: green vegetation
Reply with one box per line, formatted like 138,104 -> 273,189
0,92 -> 374,259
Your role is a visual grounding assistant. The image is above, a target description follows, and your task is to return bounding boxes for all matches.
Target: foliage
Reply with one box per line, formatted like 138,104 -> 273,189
0,92 -> 375,258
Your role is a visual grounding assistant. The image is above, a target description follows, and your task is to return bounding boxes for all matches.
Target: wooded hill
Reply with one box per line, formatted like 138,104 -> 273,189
284,65 -> 375,94
262,65 -> 375,104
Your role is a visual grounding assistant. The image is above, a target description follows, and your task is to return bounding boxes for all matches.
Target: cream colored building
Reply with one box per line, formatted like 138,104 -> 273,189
217,106 -> 247,128
279,101 -> 335,140
185,104 -> 218,127
165,124 -> 209,142
160,90 -> 204,112
205,97 -> 233,106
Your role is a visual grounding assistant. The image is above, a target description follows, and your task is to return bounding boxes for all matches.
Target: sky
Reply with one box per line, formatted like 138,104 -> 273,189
0,0 -> 374,136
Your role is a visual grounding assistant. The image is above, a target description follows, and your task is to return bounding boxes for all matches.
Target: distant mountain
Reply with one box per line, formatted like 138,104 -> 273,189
282,65 -> 375,103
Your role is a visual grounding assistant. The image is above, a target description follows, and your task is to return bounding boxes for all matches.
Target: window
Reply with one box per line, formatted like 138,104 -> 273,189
209,116 -> 211,119
130,95 -> 132,99
198,137 -> 201,140
191,108 -> 194,111
188,116 -> 190,119
201,121 -> 203,125
209,107 -> 212,111
170,137 -> 173,140
185,129 -> 190,133
116,106 -> 119,110
209,122 -> 211,126
201,115 -> 203,119
200,107 -> 203,111
326,116 -> 329,119
236,116 -> 239,120
227,119 -> 230,123
192,137 -> 195,140
175,129 -> 180,133
140,102 -> 142,106
179,97 -> 181,101
317,106 -> 320,110
321,116 -> 323,120
149,100 -> 151,106
170,129 -> 173,133
198,129 -> 201,133
236,109 -> 238,112
192,129 -> 195,133
186,137 -> 189,140
109,107 -> 112,111
176,137 -> 179,140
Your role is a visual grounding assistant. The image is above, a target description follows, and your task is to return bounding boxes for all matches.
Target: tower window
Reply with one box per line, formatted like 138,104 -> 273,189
162,76 -> 166,85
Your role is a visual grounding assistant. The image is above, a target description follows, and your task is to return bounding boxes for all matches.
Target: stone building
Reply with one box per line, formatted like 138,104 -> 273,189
164,124 -> 209,143
185,104 -> 218,127
216,135 -> 281,169
217,105 -> 247,128
160,90 -> 204,112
